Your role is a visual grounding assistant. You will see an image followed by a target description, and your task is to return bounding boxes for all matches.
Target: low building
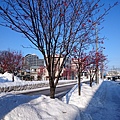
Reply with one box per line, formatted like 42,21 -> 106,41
17,69 -> 30,80
30,66 -> 45,80
44,54 -> 64,80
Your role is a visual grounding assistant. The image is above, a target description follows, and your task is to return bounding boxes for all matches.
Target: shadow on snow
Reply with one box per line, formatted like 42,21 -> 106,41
82,81 -> 120,120
0,94 -> 40,119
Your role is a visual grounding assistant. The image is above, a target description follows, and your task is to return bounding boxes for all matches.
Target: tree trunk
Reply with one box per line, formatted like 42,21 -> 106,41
50,86 -> 55,99
95,67 -> 99,84
12,73 -> 14,82
78,72 -> 81,96
49,76 -> 56,99
90,74 -> 92,87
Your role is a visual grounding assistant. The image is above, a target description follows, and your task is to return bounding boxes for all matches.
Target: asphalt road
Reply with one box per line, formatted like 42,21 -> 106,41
22,83 -> 76,99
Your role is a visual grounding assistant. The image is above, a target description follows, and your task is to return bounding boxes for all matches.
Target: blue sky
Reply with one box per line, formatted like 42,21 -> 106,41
100,0 -> 120,69
0,0 -> 120,69
0,26 -> 43,58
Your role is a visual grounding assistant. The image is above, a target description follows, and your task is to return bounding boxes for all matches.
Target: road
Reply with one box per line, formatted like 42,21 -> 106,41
22,83 -> 76,99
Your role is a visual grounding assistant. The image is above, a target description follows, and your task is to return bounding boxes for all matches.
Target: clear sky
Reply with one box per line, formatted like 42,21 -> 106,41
0,0 -> 120,69
100,0 -> 120,69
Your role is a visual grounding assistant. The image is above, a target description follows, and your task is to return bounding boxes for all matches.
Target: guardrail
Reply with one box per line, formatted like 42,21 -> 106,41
0,80 -> 77,93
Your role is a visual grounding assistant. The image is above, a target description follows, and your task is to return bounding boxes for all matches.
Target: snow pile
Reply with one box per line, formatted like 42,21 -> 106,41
0,72 -> 21,83
0,94 -> 81,120
0,72 -> 49,92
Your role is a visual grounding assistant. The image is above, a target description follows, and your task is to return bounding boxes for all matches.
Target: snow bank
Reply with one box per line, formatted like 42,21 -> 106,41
0,72 -> 21,83
0,72 -> 49,92
1,94 -> 81,120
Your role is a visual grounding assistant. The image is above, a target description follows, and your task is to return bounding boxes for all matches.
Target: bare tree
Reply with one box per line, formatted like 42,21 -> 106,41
0,0 -> 117,98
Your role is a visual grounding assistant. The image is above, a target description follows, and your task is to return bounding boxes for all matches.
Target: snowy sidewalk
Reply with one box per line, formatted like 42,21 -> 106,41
85,81 -> 120,120
63,80 -> 120,120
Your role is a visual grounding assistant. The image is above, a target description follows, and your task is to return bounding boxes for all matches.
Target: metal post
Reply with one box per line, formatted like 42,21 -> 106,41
95,24 -> 99,84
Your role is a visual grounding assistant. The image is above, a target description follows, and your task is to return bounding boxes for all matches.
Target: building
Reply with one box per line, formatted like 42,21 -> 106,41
107,70 -> 120,76
44,54 -> 64,80
29,66 -> 39,80
61,58 -> 76,80
20,54 -> 89,81
23,54 -> 44,70
19,54 -> 44,80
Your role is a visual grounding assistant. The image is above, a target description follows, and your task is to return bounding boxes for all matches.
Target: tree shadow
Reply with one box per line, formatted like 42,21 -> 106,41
65,84 -> 78,104
0,93 -> 40,119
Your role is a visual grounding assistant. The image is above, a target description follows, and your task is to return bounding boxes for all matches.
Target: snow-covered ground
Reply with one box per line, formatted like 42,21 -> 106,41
0,73 -> 120,120
63,80 -> 120,120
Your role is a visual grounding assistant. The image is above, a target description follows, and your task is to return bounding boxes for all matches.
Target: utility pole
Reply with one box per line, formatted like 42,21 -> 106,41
95,24 -> 99,84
